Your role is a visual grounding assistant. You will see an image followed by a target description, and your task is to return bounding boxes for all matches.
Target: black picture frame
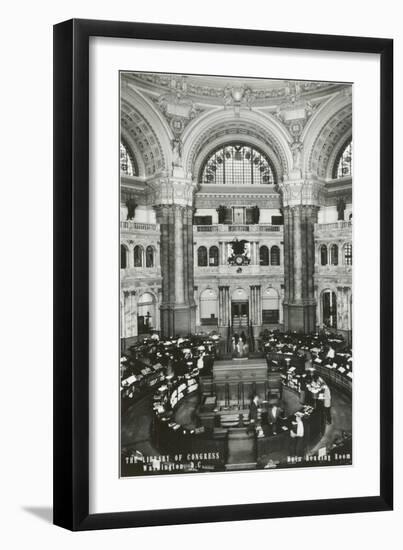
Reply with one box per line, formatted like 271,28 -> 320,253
53,18 -> 393,531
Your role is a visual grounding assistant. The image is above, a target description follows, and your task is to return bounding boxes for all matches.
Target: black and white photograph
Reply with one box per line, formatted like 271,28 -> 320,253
119,72 -> 353,477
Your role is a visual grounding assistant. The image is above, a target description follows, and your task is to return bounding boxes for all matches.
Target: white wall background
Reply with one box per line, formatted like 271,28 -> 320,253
0,0 -> 401,547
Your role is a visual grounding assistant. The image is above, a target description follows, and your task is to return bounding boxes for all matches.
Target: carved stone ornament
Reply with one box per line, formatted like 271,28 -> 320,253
153,85 -> 204,137
222,85 -> 255,113
148,175 -> 196,208
279,178 -> 324,207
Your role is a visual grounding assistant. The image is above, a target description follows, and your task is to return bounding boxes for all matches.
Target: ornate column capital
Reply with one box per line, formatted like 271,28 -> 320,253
148,174 -> 196,208
279,176 -> 325,208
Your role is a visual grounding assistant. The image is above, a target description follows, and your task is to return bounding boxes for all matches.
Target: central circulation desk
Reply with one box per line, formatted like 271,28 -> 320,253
209,358 -> 269,410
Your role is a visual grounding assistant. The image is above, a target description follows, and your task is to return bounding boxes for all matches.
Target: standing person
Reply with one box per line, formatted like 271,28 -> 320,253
249,394 -> 264,438
237,336 -> 244,357
197,350 -> 205,371
289,412 -> 305,458
323,384 -> 332,425
249,394 -> 259,430
267,403 -> 283,435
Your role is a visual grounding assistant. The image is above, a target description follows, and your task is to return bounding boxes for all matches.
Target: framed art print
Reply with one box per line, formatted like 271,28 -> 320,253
53,19 -> 393,530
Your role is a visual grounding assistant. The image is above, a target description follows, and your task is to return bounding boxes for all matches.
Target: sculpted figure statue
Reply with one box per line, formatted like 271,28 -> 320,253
291,141 -> 303,170
171,139 -> 182,168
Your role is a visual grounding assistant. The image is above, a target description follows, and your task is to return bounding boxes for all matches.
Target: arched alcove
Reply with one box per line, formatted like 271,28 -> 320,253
262,287 -> 279,324
199,288 -> 218,325
137,292 -> 156,333
183,109 -> 293,181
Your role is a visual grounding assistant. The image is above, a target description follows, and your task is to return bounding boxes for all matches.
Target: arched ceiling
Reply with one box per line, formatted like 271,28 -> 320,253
120,99 -> 166,176
124,72 -> 345,108
120,73 -> 352,186
308,104 -> 352,178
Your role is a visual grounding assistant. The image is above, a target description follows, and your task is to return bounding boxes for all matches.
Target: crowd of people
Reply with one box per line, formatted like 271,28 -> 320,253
120,334 -> 218,409
260,329 -> 353,375
231,331 -> 249,358
121,329 -> 352,464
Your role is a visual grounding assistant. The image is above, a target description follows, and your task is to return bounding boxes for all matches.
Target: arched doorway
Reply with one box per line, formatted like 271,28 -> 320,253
231,288 -> 249,329
322,289 -> 337,329
137,292 -> 156,334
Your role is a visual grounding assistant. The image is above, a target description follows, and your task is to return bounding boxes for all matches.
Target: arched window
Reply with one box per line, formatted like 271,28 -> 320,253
200,143 -> 276,185
209,246 -> 219,266
344,243 -> 352,265
197,246 -> 208,267
120,244 -> 127,269
145,245 -> 154,268
330,244 -> 339,266
259,245 -> 269,266
133,245 -> 143,267
320,245 -> 328,266
270,246 -> 280,266
334,140 -> 352,179
120,141 -> 138,176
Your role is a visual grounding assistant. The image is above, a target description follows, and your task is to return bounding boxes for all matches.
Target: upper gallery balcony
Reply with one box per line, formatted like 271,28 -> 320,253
314,220 -> 352,237
193,224 -> 283,234
120,221 -> 158,233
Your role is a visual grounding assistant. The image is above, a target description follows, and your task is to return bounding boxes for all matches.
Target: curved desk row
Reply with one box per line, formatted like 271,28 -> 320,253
152,376 -> 228,470
152,375 -> 326,470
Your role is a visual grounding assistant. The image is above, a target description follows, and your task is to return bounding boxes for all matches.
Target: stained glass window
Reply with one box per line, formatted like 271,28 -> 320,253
335,141 -> 352,179
200,143 -> 276,185
120,142 -> 138,176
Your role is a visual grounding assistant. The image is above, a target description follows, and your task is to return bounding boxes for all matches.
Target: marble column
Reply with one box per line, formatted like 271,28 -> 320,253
256,286 -> 262,326
280,178 -> 322,333
293,207 -> 302,301
249,286 -> 255,324
155,203 -> 196,337
219,286 -> 231,329
279,285 -> 284,324
218,286 -> 224,326
174,206 -> 185,303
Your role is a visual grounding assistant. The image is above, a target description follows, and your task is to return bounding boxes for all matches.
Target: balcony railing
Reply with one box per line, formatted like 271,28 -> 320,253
120,221 -> 157,231
194,224 -> 282,233
315,221 -> 352,231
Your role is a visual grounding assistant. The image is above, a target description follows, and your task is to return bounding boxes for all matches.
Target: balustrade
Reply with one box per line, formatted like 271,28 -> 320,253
194,224 -> 282,233
120,221 -> 158,231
